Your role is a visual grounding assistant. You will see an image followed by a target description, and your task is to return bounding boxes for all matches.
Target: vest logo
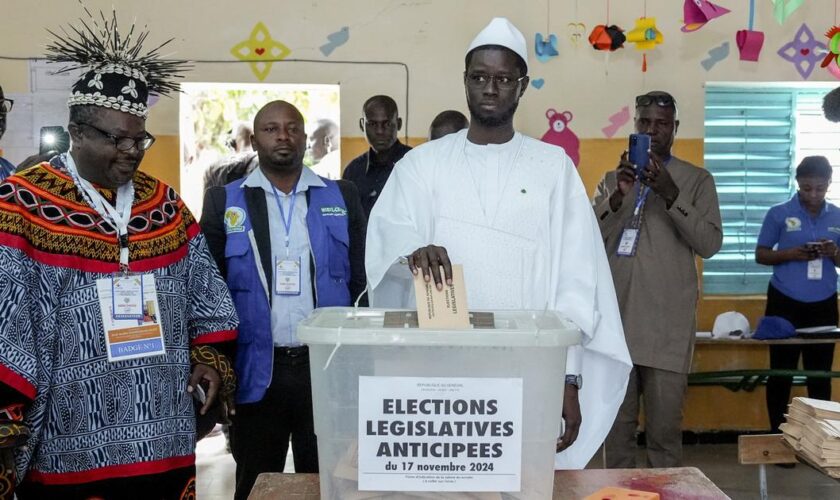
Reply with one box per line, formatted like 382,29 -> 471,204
321,206 -> 347,217
224,207 -> 247,233
829,227 -> 840,235
785,217 -> 802,231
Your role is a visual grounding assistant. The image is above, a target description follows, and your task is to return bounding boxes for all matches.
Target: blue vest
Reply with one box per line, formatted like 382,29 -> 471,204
223,178 -> 351,403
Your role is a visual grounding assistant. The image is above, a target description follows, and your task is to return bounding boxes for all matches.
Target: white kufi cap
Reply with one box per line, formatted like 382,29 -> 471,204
466,17 -> 528,73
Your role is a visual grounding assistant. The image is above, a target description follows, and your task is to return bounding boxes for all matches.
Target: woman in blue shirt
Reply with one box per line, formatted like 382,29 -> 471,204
756,155 -> 840,432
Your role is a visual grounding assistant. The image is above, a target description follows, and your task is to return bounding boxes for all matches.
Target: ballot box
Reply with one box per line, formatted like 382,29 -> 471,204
297,308 -> 582,500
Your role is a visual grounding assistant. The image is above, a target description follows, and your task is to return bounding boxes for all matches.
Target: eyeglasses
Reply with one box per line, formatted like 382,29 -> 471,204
76,122 -> 156,152
0,99 -> 13,113
635,94 -> 677,108
465,73 -> 526,90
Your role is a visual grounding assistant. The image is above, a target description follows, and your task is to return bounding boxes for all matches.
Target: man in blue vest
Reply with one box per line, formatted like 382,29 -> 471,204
200,100 -> 367,500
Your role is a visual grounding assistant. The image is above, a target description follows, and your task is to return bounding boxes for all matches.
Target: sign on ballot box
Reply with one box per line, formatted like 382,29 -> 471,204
358,376 -> 523,492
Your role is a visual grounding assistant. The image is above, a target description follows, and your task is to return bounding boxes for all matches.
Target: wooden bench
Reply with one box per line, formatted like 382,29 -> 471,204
738,434 -> 797,500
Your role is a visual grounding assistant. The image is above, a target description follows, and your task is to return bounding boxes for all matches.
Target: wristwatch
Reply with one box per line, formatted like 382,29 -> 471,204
565,374 -> 582,390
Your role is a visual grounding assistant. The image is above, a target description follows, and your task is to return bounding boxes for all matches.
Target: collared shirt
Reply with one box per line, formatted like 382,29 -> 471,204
342,141 -> 412,218
242,166 -> 326,346
0,156 -> 14,181
757,194 -> 840,302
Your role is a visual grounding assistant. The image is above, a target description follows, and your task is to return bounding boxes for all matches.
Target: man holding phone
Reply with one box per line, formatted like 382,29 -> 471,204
593,90 -> 723,468
0,84 -> 59,181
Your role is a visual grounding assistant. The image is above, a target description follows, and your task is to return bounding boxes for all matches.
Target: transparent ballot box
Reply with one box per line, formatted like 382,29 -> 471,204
297,308 -> 582,500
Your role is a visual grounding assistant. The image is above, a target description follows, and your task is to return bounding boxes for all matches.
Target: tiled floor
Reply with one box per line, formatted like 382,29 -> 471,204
196,431 -> 840,499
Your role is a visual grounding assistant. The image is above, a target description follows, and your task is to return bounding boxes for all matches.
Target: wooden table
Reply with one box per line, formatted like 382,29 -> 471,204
249,467 -> 729,499
691,337 -> 840,392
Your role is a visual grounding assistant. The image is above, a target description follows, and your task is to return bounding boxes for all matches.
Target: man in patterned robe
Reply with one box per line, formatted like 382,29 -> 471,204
0,12 -> 238,500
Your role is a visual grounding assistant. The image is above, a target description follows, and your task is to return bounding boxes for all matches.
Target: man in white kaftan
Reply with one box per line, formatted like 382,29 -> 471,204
365,17 -> 631,469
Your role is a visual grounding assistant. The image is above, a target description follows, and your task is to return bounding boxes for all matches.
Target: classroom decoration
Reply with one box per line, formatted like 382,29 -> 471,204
602,106 -> 630,138
589,25 -> 626,51
827,58 -> 840,79
231,22 -> 291,81
320,27 -> 349,57
531,78 -> 545,89
541,109 -> 580,167
821,26 -> 840,68
737,0 -> 764,61
535,33 -> 560,63
681,0 -> 731,32
626,17 -> 663,71
777,23 -> 828,79
770,0 -> 805,25
567,23 -> 587,47
701,42 -> 730,70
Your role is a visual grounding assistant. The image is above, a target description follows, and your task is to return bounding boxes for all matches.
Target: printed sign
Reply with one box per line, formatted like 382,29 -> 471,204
358,376 -> 523,492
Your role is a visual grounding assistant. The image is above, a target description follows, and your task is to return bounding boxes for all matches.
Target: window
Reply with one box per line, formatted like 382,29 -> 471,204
702,83 -> 840,295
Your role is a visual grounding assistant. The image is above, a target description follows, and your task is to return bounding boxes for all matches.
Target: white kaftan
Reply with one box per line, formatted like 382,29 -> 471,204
365,129 -> 631,469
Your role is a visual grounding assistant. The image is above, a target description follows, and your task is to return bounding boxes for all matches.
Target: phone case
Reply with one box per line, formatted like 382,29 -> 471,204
628,133 -> 651,172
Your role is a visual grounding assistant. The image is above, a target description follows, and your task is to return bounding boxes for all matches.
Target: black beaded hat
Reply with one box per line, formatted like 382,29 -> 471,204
44,7 -> 189,119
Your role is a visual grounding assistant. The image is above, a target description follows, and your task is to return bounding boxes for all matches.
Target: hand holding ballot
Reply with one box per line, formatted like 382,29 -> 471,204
408,244 -> 453,290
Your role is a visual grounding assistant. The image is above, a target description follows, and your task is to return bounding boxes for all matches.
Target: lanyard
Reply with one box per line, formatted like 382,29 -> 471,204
63,153 -> 134,270
629,183 -> 650,229
270,183 -> 297,256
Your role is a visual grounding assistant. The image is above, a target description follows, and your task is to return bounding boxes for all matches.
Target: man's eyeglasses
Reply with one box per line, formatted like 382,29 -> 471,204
465,73 -> 526,90
635,94 -> 677,109
76,122 -> 156,152
0,99 -> 13,114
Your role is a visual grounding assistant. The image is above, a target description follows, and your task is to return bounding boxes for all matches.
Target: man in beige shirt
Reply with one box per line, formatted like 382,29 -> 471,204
592,91 -> 722,468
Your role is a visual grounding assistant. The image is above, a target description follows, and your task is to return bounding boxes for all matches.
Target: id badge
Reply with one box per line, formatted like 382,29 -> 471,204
808,259 -> 823,281
617,228 -> 639,257
96,274 -> 166,362
111,274 -> 144,320
275,257 -> 301,295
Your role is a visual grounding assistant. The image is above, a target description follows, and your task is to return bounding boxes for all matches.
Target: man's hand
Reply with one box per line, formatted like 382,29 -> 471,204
640,154 -> 679,208
609,151 -> 636,212
408,245 -> 452,291
188,363 -> 223,416
556,383 -> 581,452
16,152 -> 55,172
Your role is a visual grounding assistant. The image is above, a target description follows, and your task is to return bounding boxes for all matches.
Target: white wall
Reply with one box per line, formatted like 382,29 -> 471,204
1,0 -> 837,140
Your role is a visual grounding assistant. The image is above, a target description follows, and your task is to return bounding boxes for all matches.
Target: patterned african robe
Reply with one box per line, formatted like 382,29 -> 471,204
0,158 -> 238,494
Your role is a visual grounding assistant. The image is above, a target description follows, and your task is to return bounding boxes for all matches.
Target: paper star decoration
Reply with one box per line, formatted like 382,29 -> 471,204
231,22 -> 291,81
777,24 -> 827,80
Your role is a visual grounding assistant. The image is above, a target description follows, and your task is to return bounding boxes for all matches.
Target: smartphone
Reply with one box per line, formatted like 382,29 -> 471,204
806,241 -> 823,251
628,133 -> 651,175
191,384 -> 207,405
39,126 -> 71,156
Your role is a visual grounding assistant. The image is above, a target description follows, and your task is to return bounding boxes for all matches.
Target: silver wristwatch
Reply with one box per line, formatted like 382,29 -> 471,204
565,374 -> 582,390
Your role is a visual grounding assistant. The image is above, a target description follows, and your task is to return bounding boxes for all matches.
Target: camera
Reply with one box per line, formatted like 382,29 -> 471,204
39,126 -> 70,156
628,133 -> 651,176
40,126 -> 71,156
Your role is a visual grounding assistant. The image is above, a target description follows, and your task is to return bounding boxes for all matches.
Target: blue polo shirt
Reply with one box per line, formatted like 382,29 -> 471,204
757,194 -> 840,302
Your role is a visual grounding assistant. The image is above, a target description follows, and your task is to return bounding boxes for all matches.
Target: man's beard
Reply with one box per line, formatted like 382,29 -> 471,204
467,99 -> 518,128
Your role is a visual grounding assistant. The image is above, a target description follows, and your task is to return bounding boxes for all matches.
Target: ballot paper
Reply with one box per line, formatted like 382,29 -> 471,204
413,264 -> 470,329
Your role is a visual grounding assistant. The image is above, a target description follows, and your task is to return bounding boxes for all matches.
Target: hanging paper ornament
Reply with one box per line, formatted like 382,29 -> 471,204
535,33 -> 560,63
626,17 -> 663,71
736,0 -> 764,62
567,23 -> 587,48
589,24 -> 625,51
821,26 -> 840,69
682,0 -> 731,32
827,58 -> 840,79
